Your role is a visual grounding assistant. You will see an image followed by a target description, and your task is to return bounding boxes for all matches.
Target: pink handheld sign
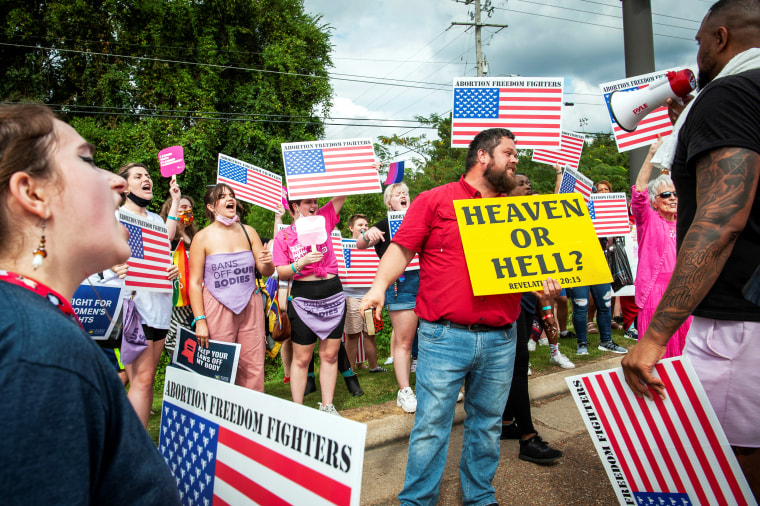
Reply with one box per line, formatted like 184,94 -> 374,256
158,146 -> 186,178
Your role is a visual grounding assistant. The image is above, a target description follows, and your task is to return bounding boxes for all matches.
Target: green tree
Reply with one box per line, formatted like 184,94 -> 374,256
0,0 -> 333,234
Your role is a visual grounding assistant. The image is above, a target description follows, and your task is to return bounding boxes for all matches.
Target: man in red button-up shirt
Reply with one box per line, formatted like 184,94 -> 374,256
362,128 -> 561,505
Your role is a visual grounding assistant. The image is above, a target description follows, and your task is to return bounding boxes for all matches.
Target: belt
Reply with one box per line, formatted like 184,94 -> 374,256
434,319 -> 512,332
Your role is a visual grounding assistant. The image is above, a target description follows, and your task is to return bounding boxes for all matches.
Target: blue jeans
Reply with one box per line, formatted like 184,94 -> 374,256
566,284 -> 612,345
399,319 -> 517,506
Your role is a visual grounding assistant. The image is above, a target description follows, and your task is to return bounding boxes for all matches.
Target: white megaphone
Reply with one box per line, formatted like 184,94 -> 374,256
609,69 -> 696,132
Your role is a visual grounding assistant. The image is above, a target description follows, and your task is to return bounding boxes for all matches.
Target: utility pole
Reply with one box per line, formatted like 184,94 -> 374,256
621,0 -> 656,185
451,0 -> 508,77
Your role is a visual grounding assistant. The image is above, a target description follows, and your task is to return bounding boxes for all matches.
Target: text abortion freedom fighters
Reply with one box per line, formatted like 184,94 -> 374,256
161,368 -> 366,505
454,194 -> 611,295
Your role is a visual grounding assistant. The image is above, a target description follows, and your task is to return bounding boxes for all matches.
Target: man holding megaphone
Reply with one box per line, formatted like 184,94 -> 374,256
623,0 -> 760,498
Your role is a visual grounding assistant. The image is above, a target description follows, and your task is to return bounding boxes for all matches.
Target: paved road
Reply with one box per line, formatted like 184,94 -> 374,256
358,358 -> 624,505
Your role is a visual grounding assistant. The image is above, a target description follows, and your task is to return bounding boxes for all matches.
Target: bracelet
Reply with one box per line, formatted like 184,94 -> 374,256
361,230 -> 367,242
542,313 -> 554,320
291,260 -> 301,274
191,315 -> 206,327
541,305 -> 552,311
167,215 -> 180,221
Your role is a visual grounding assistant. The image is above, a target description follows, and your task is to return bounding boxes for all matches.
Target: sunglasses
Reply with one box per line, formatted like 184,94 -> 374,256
657,191 -> 677,199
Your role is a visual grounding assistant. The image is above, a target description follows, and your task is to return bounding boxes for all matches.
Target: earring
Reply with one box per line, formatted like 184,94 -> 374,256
32,221 -> 47,270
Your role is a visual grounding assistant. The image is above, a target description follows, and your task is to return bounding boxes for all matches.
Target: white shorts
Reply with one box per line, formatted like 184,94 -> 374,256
684,317 -> 760,447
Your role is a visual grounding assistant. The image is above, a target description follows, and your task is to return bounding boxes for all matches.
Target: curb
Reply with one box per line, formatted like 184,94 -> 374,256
363,355 -> 624,450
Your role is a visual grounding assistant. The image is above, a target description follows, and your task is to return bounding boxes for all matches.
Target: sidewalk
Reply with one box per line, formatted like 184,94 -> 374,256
359,355 -> 625,505
363,355 -> 624,450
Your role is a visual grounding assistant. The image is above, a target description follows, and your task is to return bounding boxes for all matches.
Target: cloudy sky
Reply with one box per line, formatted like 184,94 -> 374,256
302,0 -> 712,157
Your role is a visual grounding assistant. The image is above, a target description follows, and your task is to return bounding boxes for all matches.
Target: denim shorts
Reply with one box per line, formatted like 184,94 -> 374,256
384,269 -> 419,311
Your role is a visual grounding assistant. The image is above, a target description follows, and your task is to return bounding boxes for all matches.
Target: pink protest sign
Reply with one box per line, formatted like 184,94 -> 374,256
158,146 -> 185,178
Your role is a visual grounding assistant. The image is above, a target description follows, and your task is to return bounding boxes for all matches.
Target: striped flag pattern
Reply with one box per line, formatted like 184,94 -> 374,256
119,211 -> 173,293
600,71 -> 676,153
281,139 -> 381,199
384,161 -> 405,185
217,154 -> 282,212
340,240 -> 380,288
388,211 -> 419,270
588,193 -> 630,237
160,402 -> 354,506
451,77 -> 563,149
332,230 -> 346,278
567,358 -> 754,506
558,166 -> 593,203
532,130 -> 586,170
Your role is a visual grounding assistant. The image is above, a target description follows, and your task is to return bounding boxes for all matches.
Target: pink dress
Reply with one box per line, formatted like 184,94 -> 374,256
631,186 -> 691,358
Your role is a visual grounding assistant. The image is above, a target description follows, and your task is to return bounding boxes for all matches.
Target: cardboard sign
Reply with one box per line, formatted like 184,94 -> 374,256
171,327 -> 241,384
566,358 -> 755,506
454,194 -> 611,295
71,283 -> 124,339
158,145 -> 185,177
160,367 -> 367,505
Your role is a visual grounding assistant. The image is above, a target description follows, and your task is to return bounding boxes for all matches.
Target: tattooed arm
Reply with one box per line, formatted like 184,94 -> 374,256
623,147 -> 760,399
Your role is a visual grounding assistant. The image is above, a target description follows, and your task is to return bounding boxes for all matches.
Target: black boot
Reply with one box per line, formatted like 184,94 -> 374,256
304,376 -> 317,396
344,374 -> 364,397
518,435 -> 562,464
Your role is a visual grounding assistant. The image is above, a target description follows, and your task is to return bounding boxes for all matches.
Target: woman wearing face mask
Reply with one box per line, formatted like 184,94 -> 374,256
357,183 -> 419,413
0,104 -> 180,503
111,162 -> 180,427
188,184 -> 274,391
161,194 -> 196,250
272,195 -> 347,414
632,138 -> 691,358
160,195 -> 197,353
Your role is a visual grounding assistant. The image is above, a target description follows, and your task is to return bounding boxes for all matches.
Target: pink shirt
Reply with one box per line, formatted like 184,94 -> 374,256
631,186 -> 678,309
272,201 -> 340,279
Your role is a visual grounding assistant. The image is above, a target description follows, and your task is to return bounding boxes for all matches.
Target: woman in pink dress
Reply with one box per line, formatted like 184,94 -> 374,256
631,138 -> 692,358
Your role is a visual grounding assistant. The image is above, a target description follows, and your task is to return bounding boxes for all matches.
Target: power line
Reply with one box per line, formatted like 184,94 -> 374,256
491,6 -> 694,41
0,42 -> 453,91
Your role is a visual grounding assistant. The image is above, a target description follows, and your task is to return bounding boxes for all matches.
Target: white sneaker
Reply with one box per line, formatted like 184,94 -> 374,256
527,339 -> 537,352
550,352 -> 576,369
538,337 -> 549,346
457,390 -> 464,402
527,365 -> 532,376
410,359 -> 418,373
397,387 -> 417,413
384,356 -> 394,365
318,402 -> 341,416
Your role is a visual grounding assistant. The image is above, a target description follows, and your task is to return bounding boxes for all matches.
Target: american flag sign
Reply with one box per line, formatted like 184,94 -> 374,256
161,367 -> 366,506
281,139 -> 382,199
340,239 -> 380,288
600,70 -> 678,153
451,77 -> 564,149
558,166 -> 593,203
566,358 -> 755,506
217,154 -> 282,212
332,230 -> 347,278
588,192 -> 630,237
532,130 -> 586,170
119,209 -> 173,293
388,211 -> 419,271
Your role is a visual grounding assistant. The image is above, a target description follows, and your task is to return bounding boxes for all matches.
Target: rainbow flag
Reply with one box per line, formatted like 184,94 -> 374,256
384,161 -> 405,185
171,241 -> 190,307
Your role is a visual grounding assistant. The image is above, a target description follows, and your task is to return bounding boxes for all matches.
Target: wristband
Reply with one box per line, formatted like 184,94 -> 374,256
361,230 -> 367,242
167,215 -> 180,221
541,305 -> 552,311
541,313 -> 554,320
191,315 -> 206,327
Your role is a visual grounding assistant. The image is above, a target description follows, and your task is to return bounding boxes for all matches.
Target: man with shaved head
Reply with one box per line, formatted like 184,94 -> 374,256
623,0 -> 760,497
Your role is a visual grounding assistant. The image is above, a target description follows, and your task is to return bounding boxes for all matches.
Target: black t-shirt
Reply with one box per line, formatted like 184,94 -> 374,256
372,218 -> 392,259
672,68 -> 760,320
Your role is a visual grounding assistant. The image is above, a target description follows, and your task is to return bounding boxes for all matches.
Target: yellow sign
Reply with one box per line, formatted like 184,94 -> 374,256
454,194 -> 612,295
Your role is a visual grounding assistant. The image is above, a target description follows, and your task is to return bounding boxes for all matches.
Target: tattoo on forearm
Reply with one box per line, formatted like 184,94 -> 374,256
648,148 -> 759,340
